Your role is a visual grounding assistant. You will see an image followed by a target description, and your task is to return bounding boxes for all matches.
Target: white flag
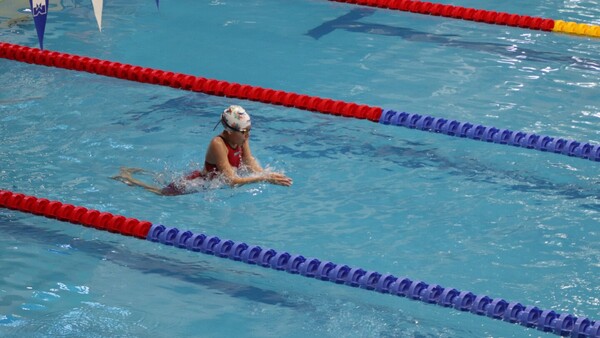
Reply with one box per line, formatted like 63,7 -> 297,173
91,0 -> 103,31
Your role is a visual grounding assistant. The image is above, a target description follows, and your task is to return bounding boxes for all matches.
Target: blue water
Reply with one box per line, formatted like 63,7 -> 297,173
1,0 -> 599,337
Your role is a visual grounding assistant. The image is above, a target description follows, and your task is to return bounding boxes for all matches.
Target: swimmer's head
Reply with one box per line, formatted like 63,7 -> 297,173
218,105 -> 252,132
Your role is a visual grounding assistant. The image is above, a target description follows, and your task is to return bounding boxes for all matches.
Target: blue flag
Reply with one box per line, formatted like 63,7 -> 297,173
29,0 -> 49,50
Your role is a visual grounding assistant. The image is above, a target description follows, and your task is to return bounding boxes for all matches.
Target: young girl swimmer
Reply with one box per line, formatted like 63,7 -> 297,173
112,105 -> 292,195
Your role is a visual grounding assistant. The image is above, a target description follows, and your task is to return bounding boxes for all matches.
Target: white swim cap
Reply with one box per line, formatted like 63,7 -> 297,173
220,105 -> 251,132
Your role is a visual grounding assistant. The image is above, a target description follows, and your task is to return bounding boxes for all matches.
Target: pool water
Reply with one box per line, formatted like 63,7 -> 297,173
1,0 -> 599,337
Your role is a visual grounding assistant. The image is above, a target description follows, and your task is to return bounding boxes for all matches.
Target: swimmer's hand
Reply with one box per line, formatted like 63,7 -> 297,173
264,172 -> 293,187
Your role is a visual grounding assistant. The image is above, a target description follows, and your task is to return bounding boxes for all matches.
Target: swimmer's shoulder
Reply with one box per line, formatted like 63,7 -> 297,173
208,135 -> 228,150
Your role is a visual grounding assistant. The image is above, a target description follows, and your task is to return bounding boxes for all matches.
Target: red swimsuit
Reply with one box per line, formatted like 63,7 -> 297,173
161,137 -> 243,195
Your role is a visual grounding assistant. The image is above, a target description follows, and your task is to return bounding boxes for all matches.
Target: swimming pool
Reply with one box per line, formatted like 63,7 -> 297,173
1,0 -> 599,337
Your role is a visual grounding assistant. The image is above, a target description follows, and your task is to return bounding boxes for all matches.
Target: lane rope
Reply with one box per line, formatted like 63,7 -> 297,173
1,42 -> 597,162
1,189 -> 599,337
329,0 -> 600,38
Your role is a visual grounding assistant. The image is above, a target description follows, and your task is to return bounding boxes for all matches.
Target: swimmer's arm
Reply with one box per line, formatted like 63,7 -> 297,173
239,140 -> 292,186
207,138 -> 291,187
221,162 -> 292,187
241,140 -> 263,173
208,138 -> 290,187
229,173 -> 291,187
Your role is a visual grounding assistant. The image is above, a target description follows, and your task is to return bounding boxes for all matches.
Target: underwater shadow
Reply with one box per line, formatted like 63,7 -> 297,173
0,215 -> 299,308
306,8 -> 600,71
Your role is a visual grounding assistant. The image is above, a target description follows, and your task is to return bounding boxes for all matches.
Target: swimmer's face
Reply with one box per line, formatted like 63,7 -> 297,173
239,128 -> 250,142
229,128 -> 249,144
240,127 -> 250,137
